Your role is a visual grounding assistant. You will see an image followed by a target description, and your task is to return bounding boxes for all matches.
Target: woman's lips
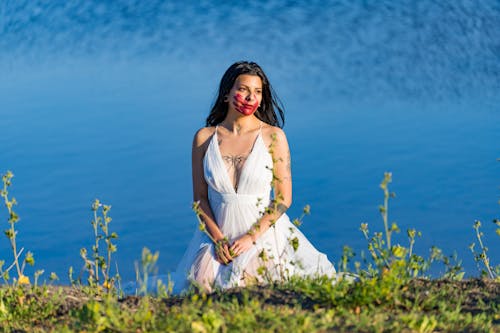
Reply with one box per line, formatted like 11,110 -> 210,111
233,93 -> 259,115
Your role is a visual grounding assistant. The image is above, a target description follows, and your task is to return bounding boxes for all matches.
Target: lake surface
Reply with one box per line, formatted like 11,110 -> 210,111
1,1 -> 499,282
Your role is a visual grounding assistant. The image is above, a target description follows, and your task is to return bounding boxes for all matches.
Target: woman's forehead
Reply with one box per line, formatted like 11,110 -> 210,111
234,74 -> 262,88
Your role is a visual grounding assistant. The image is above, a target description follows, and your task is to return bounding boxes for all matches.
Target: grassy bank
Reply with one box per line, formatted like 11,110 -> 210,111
2,170 -> 499,332
1,277 -> 499,332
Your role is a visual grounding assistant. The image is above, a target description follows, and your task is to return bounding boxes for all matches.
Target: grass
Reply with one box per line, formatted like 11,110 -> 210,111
0,277 -> 498,332
1,170 -> 499,332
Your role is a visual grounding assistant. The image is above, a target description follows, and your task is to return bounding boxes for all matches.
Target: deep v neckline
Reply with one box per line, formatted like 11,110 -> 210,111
213,126 -> 262,194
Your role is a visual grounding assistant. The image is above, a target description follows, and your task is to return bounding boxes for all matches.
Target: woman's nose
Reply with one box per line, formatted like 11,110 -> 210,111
245,93 -> 255,101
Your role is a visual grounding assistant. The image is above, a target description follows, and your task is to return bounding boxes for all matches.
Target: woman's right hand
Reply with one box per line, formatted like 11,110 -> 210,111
215,239 -> 233,265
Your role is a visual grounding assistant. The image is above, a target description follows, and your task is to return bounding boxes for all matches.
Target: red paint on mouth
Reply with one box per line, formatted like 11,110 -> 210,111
233,93 -> 259,115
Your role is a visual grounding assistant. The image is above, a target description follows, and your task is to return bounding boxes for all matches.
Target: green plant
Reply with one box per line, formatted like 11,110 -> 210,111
192,200 -> 225,245
133,247 -> 172,296
79,199 -> 119,291
0,171 -> 35,286
428,246 -> 464,280
468,174 -> 500,279
379,172 -> 396,249
339,245 -> 355,273
358,172 -> 430,279
469,220 -> 499,279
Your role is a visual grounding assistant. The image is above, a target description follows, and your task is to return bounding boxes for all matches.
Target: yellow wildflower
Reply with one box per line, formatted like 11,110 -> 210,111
391,245 -> 407,258
18,275 -> 30,285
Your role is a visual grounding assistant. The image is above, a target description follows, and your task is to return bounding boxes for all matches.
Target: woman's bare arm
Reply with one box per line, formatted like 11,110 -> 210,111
254,127 -> 292,234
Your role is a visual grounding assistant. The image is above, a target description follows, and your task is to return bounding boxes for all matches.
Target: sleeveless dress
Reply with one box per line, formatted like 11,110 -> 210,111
167,126 -> 336,294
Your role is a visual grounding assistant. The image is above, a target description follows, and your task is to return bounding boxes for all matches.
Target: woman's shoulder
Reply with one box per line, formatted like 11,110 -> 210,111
261,124 -> 288,148
261,123 -> 287,140
193,126 -> 216,148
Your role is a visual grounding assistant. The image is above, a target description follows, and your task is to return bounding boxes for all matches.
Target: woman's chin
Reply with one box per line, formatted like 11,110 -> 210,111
236,109 -> 256,116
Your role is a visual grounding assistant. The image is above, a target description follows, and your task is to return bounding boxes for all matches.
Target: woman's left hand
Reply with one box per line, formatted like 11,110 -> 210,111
230,234 -> 254,257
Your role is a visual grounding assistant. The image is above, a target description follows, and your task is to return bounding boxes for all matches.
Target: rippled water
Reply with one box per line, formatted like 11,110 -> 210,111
1,1 -> 499,282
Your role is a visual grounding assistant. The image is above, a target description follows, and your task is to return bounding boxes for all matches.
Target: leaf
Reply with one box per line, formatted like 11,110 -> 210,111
24,251 -> 35,266
4,229 -> 14,239
290,237 -> 299,252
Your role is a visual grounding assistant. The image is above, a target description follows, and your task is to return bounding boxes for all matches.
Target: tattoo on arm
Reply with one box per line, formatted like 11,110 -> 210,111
265,202 -> 288,215
283,149 -> 292,182
286,149 -> 291,173
276,203 -> 288,215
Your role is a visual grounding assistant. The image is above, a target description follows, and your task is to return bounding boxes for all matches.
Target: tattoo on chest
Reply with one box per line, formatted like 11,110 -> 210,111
221,154 -> 248,167
221,154 -> 248,191
218,136 -> 252,190
218,139 -> 249,170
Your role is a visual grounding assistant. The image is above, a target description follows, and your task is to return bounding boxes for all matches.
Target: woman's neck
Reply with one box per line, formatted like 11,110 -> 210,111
220,114 -> 260,135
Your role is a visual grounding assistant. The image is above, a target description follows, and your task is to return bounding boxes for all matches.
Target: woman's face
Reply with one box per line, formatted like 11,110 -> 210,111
227,74 -> 263,116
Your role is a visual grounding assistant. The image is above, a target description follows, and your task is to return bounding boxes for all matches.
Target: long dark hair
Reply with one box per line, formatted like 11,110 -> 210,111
206,61 -> 285,128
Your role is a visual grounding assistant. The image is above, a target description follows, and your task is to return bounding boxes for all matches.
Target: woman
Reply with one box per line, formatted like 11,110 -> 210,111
174,61 -> 336,293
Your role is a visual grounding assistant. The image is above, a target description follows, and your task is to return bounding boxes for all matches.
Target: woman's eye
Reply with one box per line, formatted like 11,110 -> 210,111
238,88 -> 246,92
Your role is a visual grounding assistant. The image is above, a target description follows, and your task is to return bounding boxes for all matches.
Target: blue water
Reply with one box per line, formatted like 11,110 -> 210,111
1,1 -> 499,282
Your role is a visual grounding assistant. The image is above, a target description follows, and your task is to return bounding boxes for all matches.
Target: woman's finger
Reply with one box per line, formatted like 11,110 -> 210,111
219,254 -> 229,265
230,242 -> 240,251
224,245 -> 233,258
223,247 -> 234,262
215,246 -> 229,264
218,248 -> 227,260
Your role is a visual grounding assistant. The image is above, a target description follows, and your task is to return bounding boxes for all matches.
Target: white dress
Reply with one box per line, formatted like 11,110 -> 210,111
168,127 -> 336,294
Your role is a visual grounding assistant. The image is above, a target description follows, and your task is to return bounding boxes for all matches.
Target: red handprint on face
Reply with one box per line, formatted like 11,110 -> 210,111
233,93 -> 259,115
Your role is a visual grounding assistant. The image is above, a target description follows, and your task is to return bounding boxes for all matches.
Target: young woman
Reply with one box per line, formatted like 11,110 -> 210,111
173,61 -> 336,292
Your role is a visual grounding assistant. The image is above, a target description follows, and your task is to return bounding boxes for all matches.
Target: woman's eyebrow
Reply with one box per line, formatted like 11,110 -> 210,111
238,83 -> 263,89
